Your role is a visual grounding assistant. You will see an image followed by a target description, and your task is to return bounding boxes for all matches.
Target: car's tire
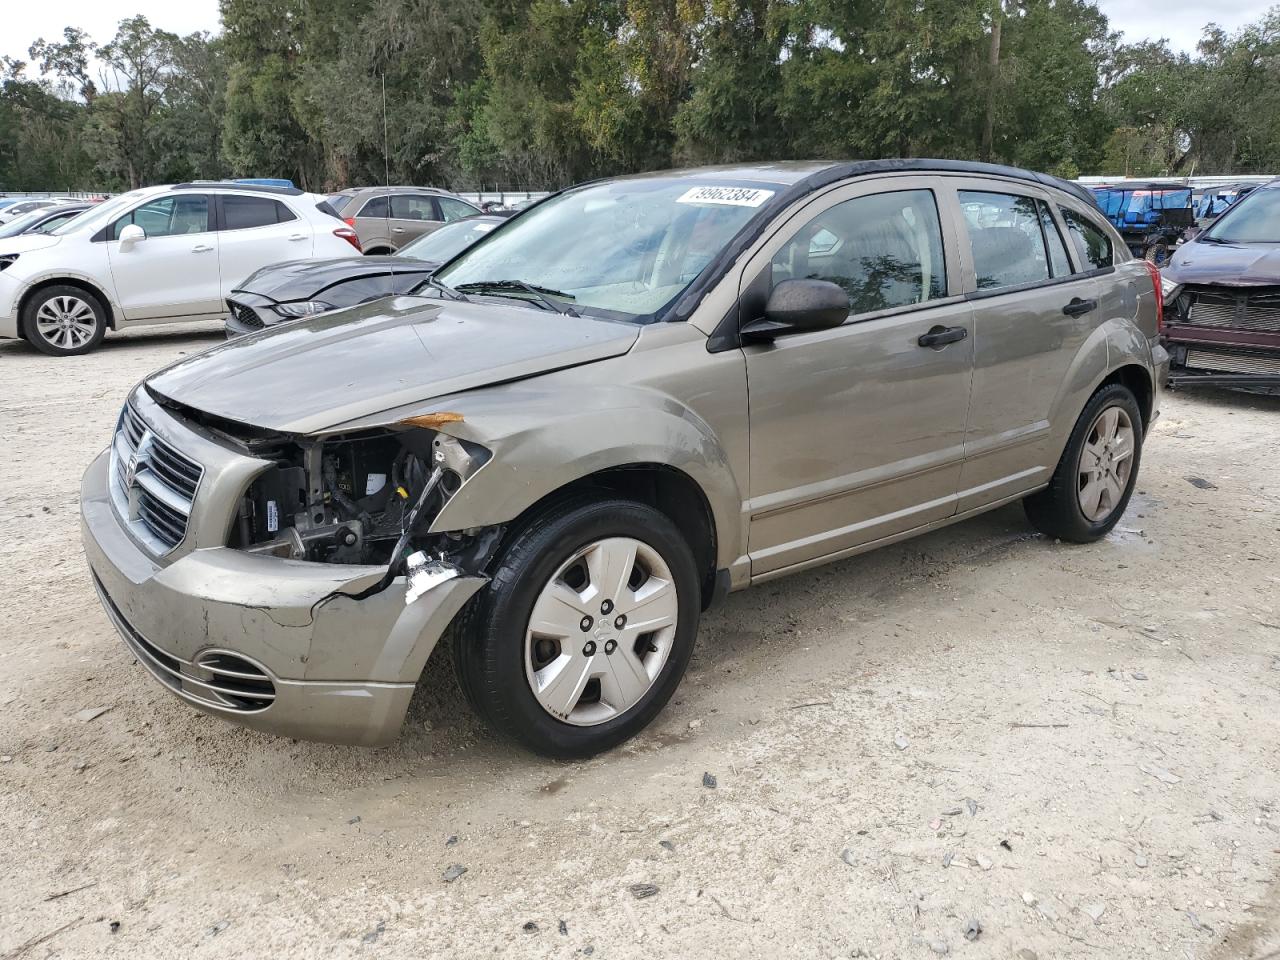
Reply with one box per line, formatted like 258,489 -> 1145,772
1143,242 -> 1169,266
453,498 -> 701,758
22,285 -> 108,356
1023,383 -> 1144,543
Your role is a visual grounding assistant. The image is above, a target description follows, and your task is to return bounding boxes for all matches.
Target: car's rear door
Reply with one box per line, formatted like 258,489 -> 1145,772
946,178 -> 1105,512
106,193 -> 222,320
350,194 -> 391,252
740,176 -> 976,576
214,194 -> 311,298
387,193 -> 443,248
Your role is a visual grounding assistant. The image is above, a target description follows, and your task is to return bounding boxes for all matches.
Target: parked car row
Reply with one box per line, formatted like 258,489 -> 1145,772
78,159 -> 1171,758
0,181 -> 504,354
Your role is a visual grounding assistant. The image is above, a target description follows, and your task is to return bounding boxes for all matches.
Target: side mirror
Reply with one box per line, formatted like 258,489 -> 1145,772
742,279 -> 849,341
118,224 -> 146,247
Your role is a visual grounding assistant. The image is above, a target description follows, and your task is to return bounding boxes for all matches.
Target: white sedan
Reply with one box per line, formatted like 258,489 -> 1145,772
0,183 -> 361,355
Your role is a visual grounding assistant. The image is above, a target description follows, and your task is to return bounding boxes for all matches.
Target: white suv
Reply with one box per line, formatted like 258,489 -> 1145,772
0,182 -> 361,356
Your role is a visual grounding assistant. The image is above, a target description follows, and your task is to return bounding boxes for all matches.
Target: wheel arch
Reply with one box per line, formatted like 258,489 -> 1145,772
1100,363 -> 1154,428
18,276 -> 117,337
494,463 -> 721,610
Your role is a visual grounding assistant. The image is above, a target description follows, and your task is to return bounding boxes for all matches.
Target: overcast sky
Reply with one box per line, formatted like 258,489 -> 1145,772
1,0 -> 1275,78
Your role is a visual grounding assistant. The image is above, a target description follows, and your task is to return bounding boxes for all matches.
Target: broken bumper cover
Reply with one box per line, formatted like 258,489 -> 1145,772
80,450 -> 485,745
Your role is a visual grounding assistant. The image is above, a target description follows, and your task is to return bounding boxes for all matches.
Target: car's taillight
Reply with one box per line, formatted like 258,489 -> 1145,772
344,217 -> 356,228
333,227 -> 362,253
1141,259 -> 1164,332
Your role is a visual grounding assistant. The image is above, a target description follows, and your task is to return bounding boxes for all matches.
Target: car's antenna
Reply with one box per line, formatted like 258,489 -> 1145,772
382,72 -> 390,188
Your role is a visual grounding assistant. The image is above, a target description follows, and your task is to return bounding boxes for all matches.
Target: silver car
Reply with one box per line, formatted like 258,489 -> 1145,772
326,186 -> 481,254
80,161 -> 1169,757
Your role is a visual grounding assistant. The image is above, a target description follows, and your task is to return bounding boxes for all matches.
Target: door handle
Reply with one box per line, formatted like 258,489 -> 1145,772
1062,297 -> 1098,317
192,244 -> 214,253
917,325 -> 968,348
392,227 -> 405,234
287,233 -> 307,242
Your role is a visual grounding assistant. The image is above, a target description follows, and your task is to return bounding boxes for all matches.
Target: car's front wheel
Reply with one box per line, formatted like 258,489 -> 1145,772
1023,383 -> 1144,543
454,499 -> 701,758
23,285 -> 108,356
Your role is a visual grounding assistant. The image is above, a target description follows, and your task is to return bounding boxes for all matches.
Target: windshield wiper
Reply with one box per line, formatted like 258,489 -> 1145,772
421,276 -> 470,302
455,280 -> 579,316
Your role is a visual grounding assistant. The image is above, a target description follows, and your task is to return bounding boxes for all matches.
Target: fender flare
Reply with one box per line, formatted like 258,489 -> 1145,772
417,382 -> 745,570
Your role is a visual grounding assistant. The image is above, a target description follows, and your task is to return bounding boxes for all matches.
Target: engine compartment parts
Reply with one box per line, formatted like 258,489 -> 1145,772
231,427 -> 491,570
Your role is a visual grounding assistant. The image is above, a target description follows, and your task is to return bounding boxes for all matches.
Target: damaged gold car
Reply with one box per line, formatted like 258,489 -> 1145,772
81,161 -> 1168,757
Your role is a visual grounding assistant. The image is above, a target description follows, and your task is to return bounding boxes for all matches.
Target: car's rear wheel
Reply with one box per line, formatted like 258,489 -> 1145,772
1023,383 -> 1144,543
24,285 -> 108,356
454,499 -> 700,758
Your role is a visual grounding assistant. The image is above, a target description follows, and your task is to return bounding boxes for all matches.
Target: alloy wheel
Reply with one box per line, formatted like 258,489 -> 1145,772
524,537 -> 678,726
1076,405 -> 1135,522
34,296 -> 98,350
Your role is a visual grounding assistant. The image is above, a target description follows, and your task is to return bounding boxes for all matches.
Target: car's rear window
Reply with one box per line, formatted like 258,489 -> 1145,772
960,191 -> 1052,290
325,193 -> 353,214
1061,209 -> 1113,270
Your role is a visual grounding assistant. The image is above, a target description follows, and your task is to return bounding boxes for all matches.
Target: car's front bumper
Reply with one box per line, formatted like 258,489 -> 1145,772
81,450 -> 485,745
0,270 -> 24,339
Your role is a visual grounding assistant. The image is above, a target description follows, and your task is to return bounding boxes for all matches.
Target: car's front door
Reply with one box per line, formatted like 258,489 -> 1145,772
215,194 -> 311,297
740,178 -> 976,577
947,180 -> 1106,512
388,193 -> 443,248
106,193 -> 221,320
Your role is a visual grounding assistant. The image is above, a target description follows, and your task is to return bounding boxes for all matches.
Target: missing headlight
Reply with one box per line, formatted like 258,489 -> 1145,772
231,428 -> 488,567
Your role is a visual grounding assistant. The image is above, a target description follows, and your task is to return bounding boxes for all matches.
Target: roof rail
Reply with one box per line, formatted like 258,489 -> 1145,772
173,181 -> 304,197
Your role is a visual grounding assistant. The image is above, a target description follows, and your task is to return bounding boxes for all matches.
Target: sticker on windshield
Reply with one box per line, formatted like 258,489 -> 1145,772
676,186 -> 775,207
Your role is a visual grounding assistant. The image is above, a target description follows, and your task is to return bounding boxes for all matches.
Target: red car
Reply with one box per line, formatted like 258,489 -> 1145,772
1162,179 -> 1280,389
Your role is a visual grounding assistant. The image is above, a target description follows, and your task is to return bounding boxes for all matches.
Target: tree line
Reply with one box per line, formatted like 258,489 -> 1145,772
2,0 -> 1279,193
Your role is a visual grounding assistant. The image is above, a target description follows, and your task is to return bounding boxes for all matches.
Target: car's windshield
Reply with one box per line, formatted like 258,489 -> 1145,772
399,218 -> 500,262
434,178 -> 781,321
1202,188 -> 1280,243
0,208 -> 60,239
50,192 -> 141,236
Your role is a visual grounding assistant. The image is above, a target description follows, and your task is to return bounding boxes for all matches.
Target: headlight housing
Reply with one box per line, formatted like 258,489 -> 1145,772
1160,275 -> 1180,299
273,300 -> 335,318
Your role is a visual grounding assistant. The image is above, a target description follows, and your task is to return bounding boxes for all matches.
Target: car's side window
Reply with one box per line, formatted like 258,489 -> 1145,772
438,197 -> 479,222
770,189 -> 947,317
1037,200 -> 1073,277
112,195 -> 211,239
1060,209 -> 1113,270
390,194 -> 437,221
959,191 -> 1051,290
222,196 -> 296,231
358,196 -> 390,219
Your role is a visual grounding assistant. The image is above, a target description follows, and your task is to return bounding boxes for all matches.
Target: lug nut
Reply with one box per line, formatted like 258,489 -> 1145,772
601,599 -> 614,615
580,615 -> 593,632
614,615 -> 626,629
583,641 -> 597,656
604,639 -> 617,655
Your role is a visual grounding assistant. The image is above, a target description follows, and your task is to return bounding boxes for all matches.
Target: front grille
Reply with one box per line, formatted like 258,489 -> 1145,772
1185,348 -> 1280,376
229,300 -> 264,329
108,404 -> 204,554
1183,286 -> 1280,332
93,573 -> 277,714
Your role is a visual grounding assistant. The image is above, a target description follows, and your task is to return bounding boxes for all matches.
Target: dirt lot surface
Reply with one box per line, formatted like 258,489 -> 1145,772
1,323 -> 1278,960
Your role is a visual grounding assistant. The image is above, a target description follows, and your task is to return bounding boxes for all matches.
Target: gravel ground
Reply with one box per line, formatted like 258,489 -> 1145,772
1,323 -> 1278,959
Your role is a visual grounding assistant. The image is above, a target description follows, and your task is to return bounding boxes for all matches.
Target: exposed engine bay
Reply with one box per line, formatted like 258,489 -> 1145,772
224,424 -> 499,576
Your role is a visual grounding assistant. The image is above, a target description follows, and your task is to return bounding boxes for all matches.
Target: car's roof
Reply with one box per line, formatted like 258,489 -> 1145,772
606,159 -> 1098,208
334,185 -> 457,197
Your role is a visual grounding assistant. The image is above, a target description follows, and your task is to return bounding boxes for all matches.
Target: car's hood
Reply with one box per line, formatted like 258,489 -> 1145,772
236,256 -> 433,302
146,296 -> 639,434
1165,240 -> 1280,286
0,233 -> 62,256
